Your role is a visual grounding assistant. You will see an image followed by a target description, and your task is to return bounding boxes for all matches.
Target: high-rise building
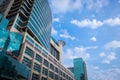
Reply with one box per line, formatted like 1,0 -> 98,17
68,58 -> 88,80
0,0 -> 52,51
0,0 -> 74,80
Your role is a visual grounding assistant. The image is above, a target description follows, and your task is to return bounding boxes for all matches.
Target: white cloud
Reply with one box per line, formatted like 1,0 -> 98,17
104,40 -> 120,50
51,0 -> 82,14
51,27 -> 58,36
99,52 -> 106,57
71,19 -> 103,29
60,30 -> 76,40
104,17 -> 120,26
99,51 -> 117,64
53,18 -> 60,22
90,36 -> 97,42
103,52 -> 117,64
88,66 -> 120,80
85,0 -> 109,11
71,17 -> 120,29
50,0 -> 109,14
63,46 -> 98,60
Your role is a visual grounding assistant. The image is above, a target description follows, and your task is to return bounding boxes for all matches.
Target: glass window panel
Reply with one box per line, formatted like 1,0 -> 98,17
42,67 -> 48,76
49,71 -> 54,79
50,64 -> 54,71
25,47 -> 34,57
35,54 -> 42,63
34,63 -> 41,72
32,73 -> 39,80
22,57 -> 31,68
43,59 -> 48,67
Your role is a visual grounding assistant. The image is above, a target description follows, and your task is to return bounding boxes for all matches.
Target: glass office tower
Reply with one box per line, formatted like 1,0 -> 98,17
27,0 -> 52,51
68,58 -> 88,80
74,58 -> 88,80
0,0 -> 52,61
0,0 -> 74,80
0,0 -> 52,51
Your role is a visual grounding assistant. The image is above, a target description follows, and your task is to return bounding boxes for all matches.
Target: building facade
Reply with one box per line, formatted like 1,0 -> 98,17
0,0 -> 74,80
68,58 -> 88,80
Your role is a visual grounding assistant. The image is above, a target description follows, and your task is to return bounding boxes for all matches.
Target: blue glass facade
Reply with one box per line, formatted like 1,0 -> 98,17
0,14 -> 20,55
0,14 -> 30,80
0,14 -> 23,57
73,58 -> 88,80
9,0 -> 52,51
0,1 -> 75,80
27,0 -> 52,51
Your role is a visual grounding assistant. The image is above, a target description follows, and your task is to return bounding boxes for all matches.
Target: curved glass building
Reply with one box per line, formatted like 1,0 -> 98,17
0,0 -> 74,80
27,0 -> 52,51
2,0 -> 52,51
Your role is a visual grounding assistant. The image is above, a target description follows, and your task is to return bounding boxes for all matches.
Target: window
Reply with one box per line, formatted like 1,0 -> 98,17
22,57 -> 31,68
59,70 -> 62,75
41,77 -> 47,80
66,75 -> 68,79
49,71 -> 54,79
56,51 -> 60,60
55,67 -> 58,73
43,59 -> 49,67
32,73 -> 39,80
54,74 -> 58,80
50,45 -> 60,60
42,67 -> 48,76
60,77 -> 62,80
63,73 -> 65,78
35,54 -> 42,63
25,47 -> 34,57
50,64 -> 54,71
34,63 -> 41,72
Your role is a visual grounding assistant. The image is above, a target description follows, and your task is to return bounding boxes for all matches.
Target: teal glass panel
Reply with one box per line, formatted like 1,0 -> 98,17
35,43 -> 48,56
0,14 -> 2,20
0,29 -> 9,52
74,58 -> 87,80
22,57 -> 31,68
35,43 -> 42,51
42,67 -> 48,76
43,49 -> 48,56
51,37 -> 59,46
27,0 -> 52,51
7,32 -> 23,56
0,14 -> 9,52
7,56 -> 30,79
32,73 -> 39,80
26,36 -> 34,45
35,54 -> 42,63
0,18 -> 9,29
0,14 -> 9,30
0,55 -> 30,79
14,16 -> 20,28
34,63 -> 41,72
25,47 -> 34,58
43,59 -> 48,67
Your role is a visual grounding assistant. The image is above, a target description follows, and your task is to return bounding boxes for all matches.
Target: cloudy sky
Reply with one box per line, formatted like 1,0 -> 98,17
49,0 -> 120,80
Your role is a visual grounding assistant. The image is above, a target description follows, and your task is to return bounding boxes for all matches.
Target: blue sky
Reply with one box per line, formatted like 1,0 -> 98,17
49,0 -> 120,80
